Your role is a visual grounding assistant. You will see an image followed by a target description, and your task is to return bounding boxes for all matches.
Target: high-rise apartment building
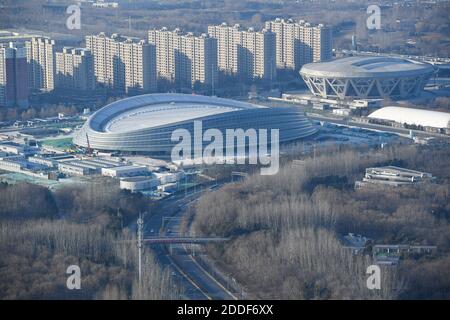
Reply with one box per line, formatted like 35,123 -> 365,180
0,43 -> 28,107
207,23 -> 276,81
311,23 -> 333,63
120,38 -> 156,93
86,33 -> 156,93
85,33 -> 118,88
148,28 -> 217,89
148,28 -> 179,83
207,23 -> 242,76
25,37 -> 55,91
239,27 -> 276,81
265,18 -> 332,71
55,47 -> 95,91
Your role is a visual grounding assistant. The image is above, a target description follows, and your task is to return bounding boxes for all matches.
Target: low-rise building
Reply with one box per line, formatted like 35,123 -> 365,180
0,157 -> 24,172
355,166 -> 433,188
350,99 -> 383,110
0,143 -> 25,155
158,182 -> 178,193
341,233 -> 371,255
102,165 -> 148,178
0,156 -> 49,174
120,176 -> 160,192
28,156 -> 56,168
373,244 -> 437,265
332,108 -> 351,117
154,171 -> 186,184
58,162 -> 92,176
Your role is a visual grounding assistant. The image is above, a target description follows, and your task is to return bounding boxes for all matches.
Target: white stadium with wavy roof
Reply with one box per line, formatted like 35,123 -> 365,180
300,56 -> 436,100
73,93 -> 318,156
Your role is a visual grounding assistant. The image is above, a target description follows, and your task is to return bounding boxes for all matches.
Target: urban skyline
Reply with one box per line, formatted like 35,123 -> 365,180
0,18 -> 333,107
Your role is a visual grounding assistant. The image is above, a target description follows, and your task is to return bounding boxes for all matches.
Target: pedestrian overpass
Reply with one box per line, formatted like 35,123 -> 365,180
142,236 -> 230,244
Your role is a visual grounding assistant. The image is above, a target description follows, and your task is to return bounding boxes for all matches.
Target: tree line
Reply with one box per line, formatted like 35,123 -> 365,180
0,178 -> 181,300
192,144 -> 450,299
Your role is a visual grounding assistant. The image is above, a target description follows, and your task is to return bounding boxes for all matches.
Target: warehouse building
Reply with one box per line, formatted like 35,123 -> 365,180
0,142 -> 32,155
58,162 -> 93,176
102,165 -> 149,178
368,106 -> 450,133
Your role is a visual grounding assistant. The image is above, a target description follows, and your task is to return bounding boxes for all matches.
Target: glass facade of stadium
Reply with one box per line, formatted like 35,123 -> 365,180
73,94 -> 318,157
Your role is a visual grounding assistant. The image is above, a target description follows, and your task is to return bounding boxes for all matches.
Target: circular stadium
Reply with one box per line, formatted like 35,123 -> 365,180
73,93 -> 317,156
300,56 -> 436,100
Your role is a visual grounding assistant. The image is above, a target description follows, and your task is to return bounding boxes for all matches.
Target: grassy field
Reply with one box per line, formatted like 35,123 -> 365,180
41,137 -> 74,150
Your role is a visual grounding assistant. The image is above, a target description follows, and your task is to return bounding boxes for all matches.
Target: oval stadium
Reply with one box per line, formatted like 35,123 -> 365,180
73,93 -> 317,156
300,56 -> 436,100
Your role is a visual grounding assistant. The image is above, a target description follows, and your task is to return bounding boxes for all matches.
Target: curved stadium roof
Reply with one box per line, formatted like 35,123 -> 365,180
369,106 -> 450,129
300,56 -> 435,79
86,93 -> 260,134
300,56 -> 436,100
103,104 -> 239,133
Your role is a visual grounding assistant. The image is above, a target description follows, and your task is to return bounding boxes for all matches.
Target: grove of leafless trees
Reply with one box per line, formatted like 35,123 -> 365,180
192,144 -> 450,299
0,179 -> 180,300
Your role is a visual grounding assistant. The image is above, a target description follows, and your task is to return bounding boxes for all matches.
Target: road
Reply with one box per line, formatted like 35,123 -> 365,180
141,236 -> 229,244
144,182 -> 237,300
307,113 -> 450,139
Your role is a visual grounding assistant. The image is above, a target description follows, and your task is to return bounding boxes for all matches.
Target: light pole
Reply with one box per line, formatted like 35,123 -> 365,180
137,212 -> 144,290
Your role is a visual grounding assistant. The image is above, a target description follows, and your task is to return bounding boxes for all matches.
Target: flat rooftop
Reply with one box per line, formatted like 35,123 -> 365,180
103,165 -> 147,171
120,176 -> 154,182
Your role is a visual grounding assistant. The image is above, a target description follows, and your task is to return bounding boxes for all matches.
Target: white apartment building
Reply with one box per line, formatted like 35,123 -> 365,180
148,28 -> 217,89
25,37 -> 55,91
265,18 -> 333,71
55,47 -> 95,91
207,23 -> 276,81
86,33 -> 156,93
120,39 -> 157,93
148,28 -> 178,83
207,23 -> 242,75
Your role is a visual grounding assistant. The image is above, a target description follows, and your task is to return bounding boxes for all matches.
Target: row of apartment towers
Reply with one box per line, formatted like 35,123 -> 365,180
0,19 -> 332,107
